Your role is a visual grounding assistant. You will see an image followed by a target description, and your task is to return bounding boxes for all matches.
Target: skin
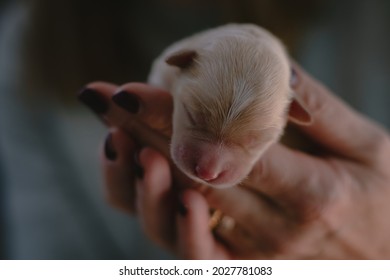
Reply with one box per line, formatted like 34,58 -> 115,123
84,63 -> 390,259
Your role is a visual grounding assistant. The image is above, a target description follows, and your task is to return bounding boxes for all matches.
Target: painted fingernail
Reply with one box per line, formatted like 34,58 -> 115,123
290,67 -> 298,87
133,151 -> 144,179
78,88 -> 108,114
112,91 -> 140,114
178,200 -> 188,217
104,133 -> 117,161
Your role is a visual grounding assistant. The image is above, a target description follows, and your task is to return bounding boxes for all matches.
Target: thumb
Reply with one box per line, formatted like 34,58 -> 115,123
291,62 -> 386,163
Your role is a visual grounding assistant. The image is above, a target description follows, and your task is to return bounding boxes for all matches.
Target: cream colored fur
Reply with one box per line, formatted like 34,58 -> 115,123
148,24 -> 293,188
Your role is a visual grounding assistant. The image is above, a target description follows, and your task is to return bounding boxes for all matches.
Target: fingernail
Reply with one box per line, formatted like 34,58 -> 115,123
133,151 -> 144,179
178,200 -> 188,217
112,91 -> 140,114
290,67 -> 299,87
104,133 -> 117,161
78,88 -> 108,114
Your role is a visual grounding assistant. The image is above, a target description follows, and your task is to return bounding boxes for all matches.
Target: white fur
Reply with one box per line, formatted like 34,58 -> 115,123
148,24 -> 292,188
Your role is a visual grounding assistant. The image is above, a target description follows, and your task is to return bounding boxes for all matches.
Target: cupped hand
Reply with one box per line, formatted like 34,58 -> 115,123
79,63 -> 390,259
201,64 -> 390,259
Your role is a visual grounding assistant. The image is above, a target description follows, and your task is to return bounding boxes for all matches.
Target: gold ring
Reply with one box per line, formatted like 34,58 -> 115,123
209,210 -> 236,232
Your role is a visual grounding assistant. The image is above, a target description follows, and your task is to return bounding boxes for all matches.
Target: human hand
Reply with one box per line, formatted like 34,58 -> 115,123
78,81 -> 240,256
79,62 -> 390,259
205,63 -> 390,259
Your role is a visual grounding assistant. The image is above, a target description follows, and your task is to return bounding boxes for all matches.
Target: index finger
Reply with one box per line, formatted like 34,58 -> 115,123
112,83 -> 173,136
84,82 -> 173,135
82,81 -> 171,156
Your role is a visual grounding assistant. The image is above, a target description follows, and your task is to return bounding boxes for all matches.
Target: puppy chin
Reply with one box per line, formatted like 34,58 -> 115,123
184,172 -> 238,189
176,163 -> 246,189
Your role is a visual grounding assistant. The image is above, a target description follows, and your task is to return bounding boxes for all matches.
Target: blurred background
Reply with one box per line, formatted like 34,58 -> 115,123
0,0 -> 389,259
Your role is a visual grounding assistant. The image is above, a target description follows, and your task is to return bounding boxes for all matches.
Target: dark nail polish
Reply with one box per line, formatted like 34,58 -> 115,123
104,133 -> 117,161
290,67 -> 298,87
178,201 -> 188,217
78,88 -> 108,115
133,151 -> 144,179
112,91 -> 140,114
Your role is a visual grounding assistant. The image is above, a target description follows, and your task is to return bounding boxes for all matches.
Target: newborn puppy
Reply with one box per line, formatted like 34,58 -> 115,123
148,24 -> 311,188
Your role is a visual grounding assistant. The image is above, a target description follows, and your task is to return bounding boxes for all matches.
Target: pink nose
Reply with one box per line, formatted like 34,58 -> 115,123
195,165 -> 220,182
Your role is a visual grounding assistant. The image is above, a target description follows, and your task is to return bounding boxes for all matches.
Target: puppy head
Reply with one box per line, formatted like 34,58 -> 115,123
166,38 -> 311,188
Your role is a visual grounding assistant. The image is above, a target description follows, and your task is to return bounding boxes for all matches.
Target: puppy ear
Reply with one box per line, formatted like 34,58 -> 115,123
165,50 -> 197,69
288,93 -> 313,125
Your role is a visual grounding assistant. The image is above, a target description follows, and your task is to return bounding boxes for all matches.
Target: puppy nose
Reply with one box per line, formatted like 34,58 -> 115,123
195,165 -> 220,182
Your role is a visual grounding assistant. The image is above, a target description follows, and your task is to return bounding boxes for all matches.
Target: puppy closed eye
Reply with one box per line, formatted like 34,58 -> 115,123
241,128 -> 279,149
243,135 -> 264,149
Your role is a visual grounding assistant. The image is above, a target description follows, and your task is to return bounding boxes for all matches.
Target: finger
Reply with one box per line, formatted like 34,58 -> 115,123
112,83 -> 173,135
177,189 -> 229,259
80,81 -> 137,129
102,129 -> 138,214
81,83 -> 198,191
78,81 -> 117,125
83,81 -> 172,137
199,185 -> 291,250
136,147 -> 176,250
197,141 -> 343,252
81,81 -> 171,158
292,62 -> 387,163
211,212 -> 262,258
242,142 -> 344,220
